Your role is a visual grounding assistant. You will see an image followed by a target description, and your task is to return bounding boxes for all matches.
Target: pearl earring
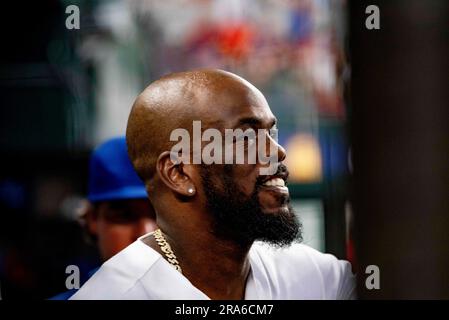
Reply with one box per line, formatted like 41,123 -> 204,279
188,188 -> 194,194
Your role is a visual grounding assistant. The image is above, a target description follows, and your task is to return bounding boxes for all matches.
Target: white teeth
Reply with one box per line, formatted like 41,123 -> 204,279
263,177 -> 285,187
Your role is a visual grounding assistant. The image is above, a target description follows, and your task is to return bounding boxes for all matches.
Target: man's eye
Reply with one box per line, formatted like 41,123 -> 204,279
234,134 -> 256,143
247,135 -> 257,144
105,210 -> 138,223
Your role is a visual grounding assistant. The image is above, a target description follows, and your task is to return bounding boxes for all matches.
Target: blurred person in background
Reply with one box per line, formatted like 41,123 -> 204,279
51,137 -> 157,299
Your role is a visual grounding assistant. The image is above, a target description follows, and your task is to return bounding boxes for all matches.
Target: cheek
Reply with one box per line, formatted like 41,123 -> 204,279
231,164 -> 259,195
97,222 -> 137,258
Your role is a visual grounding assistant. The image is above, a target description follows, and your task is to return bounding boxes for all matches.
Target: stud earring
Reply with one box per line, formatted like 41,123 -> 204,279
188,187 -> 194,194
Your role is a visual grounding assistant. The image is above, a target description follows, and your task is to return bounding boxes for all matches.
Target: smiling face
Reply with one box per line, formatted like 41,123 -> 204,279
127,69 -> 301,246
194,76 -> 301,246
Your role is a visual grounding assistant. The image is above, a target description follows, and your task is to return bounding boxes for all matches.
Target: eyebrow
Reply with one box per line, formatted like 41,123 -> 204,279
236,117 -> 277,129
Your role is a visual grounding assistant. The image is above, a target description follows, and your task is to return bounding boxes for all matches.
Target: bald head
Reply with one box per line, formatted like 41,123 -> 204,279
126,69 -> 297,248
126,69 -> 269,185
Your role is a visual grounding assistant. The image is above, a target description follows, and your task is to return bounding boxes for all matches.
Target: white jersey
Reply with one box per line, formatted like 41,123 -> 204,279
70,235 -> 356,300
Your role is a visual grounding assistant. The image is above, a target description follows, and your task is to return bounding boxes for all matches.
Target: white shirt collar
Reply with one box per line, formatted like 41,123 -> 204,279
132,235 -> 267,299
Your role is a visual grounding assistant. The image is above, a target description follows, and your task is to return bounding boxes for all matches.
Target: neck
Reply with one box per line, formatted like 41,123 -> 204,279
145,224 -> 253,300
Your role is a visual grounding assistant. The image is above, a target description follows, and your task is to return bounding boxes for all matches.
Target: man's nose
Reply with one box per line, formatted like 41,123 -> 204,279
276,140 -> 287,162
266,133 -> 286,162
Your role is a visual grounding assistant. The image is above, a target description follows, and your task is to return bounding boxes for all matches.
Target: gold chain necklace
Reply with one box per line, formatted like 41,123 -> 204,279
153,229 -> 183,274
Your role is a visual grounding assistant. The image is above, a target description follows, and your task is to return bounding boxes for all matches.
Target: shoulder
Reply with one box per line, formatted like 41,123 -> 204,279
250,242 -> 356,299
70,239 -> 161,300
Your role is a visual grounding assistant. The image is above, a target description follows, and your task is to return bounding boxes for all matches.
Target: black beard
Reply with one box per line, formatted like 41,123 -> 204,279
200,164 -> 302,248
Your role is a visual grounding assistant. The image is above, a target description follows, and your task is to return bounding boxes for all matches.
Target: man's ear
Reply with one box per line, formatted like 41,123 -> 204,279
156,151 -> 196,197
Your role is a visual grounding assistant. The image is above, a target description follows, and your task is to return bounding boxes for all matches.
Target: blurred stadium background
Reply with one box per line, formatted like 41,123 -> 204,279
1,0 -> 448,299
0,0 -> 349,298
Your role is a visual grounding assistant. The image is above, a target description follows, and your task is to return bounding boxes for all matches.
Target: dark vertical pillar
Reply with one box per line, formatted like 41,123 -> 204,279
349,0 -> 449,298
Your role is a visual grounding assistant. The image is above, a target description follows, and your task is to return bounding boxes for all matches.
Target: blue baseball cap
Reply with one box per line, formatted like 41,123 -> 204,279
87,136 -> 148,202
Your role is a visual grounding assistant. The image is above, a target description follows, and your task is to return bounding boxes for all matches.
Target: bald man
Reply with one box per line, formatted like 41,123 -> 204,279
71,69 -> 355,300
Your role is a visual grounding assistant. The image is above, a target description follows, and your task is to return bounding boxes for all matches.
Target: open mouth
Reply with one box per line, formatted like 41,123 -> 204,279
255,164 -> 290,203
256,172 -> 290,213
262,177 -> 286,188
258,171 -> 289,194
